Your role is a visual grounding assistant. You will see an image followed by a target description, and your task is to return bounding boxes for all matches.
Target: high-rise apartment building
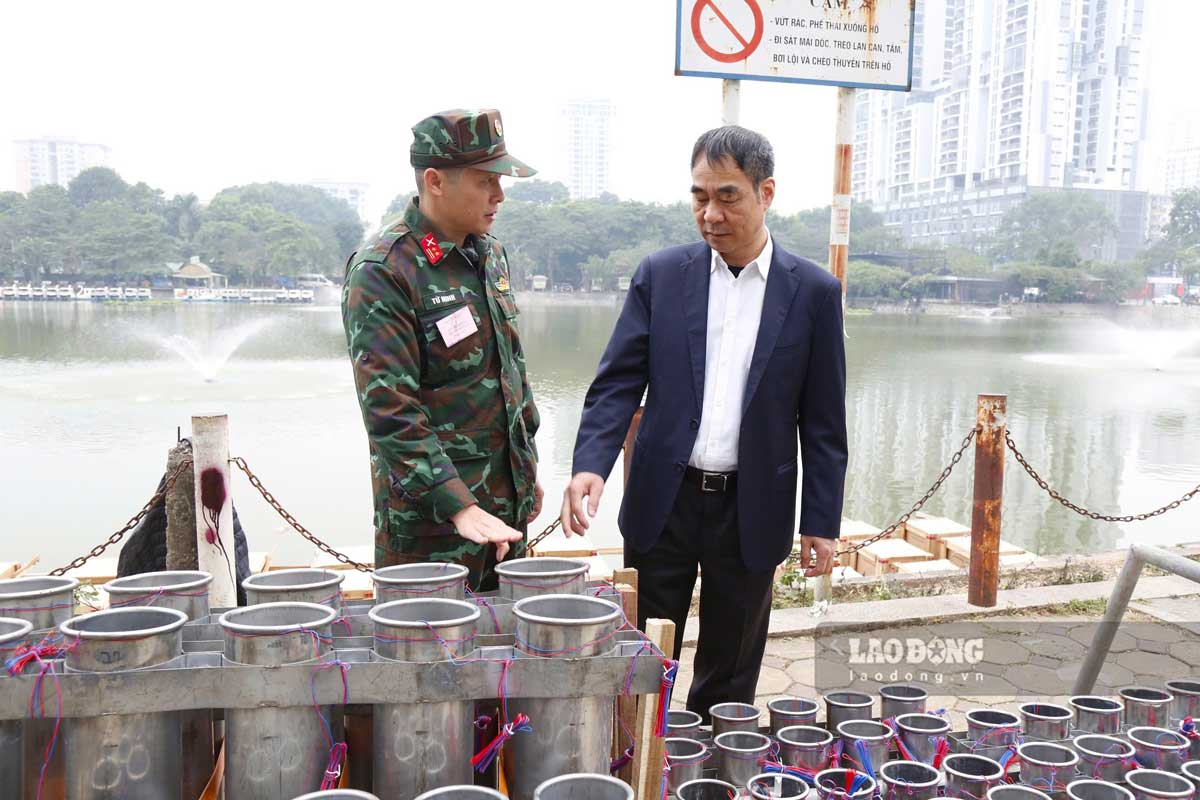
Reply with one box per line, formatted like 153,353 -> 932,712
1162,111 -> 1200,198
14,137 -> 112,192
563,99 -> 613,200
853,0 -> 1149,262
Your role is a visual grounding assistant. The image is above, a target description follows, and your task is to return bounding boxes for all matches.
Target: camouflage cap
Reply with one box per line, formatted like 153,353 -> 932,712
410,109 -> 537,178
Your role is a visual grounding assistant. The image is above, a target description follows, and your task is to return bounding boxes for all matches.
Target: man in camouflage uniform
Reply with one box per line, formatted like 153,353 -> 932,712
342,109 -> 542,591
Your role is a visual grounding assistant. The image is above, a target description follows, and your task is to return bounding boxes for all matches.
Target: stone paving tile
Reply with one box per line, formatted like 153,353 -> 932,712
1115,650 -> 1187,676
757,666 -> 792,695
1170,641 -> 1200,663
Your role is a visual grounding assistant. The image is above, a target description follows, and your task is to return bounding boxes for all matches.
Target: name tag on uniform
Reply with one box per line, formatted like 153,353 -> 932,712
436,305 -> 478,347
424,290 -> 460,309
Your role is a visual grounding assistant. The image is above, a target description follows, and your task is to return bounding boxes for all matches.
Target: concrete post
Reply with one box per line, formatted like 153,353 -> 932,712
191,414 -> 237,608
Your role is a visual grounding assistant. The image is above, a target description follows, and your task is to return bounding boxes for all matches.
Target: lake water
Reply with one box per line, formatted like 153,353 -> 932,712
2,298 -> 1200,571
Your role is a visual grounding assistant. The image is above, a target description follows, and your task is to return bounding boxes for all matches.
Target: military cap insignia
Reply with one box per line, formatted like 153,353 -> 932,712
495,119 -> 503,137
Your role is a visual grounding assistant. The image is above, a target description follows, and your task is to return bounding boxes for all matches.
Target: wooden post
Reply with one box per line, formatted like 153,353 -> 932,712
828,86 -> 857,293
968,394 -> 1007,607
633,618 -> 675,800
612,568 -> 639,785
191,413 -> 237,608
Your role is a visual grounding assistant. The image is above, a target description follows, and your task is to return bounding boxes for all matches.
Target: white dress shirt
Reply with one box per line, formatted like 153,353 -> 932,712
688,230 -> 773,472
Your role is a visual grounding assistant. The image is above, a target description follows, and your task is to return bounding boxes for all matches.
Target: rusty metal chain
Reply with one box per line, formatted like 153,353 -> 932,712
785,426 -> 978,569
526,517 -> 562,555
50,458 -> 195,576
1006,430 -> 1200,523
230,457 -> 374,572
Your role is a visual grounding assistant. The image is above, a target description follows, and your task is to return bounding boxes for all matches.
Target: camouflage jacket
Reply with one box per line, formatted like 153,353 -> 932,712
342,199 -> 539,572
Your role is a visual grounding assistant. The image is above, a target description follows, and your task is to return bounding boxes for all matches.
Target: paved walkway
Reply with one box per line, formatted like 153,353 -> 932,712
671,576 -> 1200,729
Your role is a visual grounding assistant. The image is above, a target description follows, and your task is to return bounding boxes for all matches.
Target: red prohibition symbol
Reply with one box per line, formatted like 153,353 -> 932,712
691,0 -> 765,63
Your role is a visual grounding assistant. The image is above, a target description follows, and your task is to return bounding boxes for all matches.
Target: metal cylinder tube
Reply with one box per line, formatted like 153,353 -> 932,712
668,709 -> 705,740
103,569 -> 215,799
1121,689 -> 1174,729
965,709 -> 1021,749
666,737 -> 710,794
1166,681 -> 1200,724
369,598 -> 479,797
1185,763 -> 1200,796
1125,770 -> 1196,800
880,685 -> 928,721
1019,702 -> 1073,741
103,570 -> 212,619
220,602 -> 338,800
242,568 -> 345,611
1128,727 -> 1190,773
0,618 -> 32,794
989,786 -> 1053,800
495,558 -> 589,601
824,692 -> 873,732
532,773 -> 634,800
1067,780 -> 1137,800
0,576 -> 79,631
814,768 -> 876,800
372,562 -> 468,602
878,760 -> 940,800
777,725 -> 834,772
942,754 -> 1005,800
710,702 -> 763,738
714,731 -> 773,789
1070,696 -> 1124,734
414,788 -> 508,800
747,772 -> 810,799
1017,742 -> 1079,794
837,719 -> 893,777
506,594 -> 622,800
293,792 -> 380,799
60,606 -> 187,799
769,698 -> 819,736
677,779 -> 738,800
894,713 -> 950,765
1075,735 -> 1137,783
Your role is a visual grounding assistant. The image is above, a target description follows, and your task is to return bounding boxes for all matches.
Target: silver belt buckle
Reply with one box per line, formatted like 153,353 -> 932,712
700,472 -> 728,493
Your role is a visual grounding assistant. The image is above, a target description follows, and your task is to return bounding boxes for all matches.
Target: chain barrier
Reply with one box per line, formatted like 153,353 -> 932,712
1005,430 -> 1200,522
50,458 -> 195,576
54,424 -> 1200,580
230,457 -> 374,573
784,427 -> 978,571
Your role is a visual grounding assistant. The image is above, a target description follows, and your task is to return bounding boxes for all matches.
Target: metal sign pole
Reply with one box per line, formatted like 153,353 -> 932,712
722,78 -> 741,125
828,86 -> 856,294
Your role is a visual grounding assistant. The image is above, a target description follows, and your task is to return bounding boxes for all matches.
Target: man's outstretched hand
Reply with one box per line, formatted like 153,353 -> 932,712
560,472 -> 605,537
451,504 -> 524,561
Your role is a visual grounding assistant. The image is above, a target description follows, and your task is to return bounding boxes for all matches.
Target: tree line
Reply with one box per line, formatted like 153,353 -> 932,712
0,167 -> 364,286
3,165 -> 1198,303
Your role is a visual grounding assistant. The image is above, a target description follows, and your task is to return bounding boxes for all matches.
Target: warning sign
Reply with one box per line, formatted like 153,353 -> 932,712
676,0 -> 914,92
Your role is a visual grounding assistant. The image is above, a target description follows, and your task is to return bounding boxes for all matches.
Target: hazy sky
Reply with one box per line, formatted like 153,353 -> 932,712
2,1 -> 1197,222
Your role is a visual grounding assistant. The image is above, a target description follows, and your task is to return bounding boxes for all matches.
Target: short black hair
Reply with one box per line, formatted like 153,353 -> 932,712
414,166 -> 462,196
690,126 -> 775,189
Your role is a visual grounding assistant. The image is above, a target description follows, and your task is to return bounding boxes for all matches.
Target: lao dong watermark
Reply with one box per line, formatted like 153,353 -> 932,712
844,636 -> 985,685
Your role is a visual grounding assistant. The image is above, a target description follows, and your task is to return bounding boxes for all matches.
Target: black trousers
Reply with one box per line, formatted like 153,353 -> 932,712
623,478 -> 775,721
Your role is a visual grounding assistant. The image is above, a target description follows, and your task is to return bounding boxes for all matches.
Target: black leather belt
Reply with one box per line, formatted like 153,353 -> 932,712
683,466 -> 738,493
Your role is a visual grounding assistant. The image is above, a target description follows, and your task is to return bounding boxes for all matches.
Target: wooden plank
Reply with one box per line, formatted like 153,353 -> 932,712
612,580 -> 638,785
633,618 -> 675,800
63,557 -> 118,585
946,537 -> 1025,568
902,516 -> 971,559
14,556 -> 40,576
532,533 -> 599,559
247,551 -> 272,575
894,559 -> 959,574
856,539 -> 934,575
838,519 -> 894,541
311,545 -> 373,570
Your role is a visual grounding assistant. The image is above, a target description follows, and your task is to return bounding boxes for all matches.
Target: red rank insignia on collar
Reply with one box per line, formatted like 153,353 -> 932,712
420,233 -> 445,265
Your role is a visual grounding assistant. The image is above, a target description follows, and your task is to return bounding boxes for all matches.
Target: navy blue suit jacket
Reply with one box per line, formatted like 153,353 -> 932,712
571,240 -> 848,572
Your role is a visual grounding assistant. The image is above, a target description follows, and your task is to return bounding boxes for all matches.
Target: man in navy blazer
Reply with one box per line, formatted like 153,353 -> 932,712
560,126 -> 848,716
